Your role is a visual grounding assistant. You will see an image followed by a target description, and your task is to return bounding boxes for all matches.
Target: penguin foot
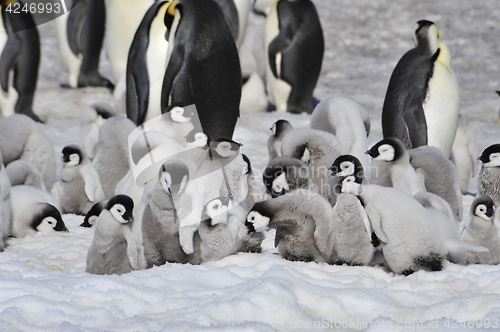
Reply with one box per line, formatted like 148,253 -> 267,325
464,191 -> 477,197
266,102 -> 277,112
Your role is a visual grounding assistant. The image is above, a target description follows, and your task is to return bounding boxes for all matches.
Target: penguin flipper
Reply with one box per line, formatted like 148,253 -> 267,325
268,31 -> 292,79
161,45 -> 185,112
127,65 -> 150,125
66,0 -> 89,55
0,36 -> 21,92
402,91 -> 428,149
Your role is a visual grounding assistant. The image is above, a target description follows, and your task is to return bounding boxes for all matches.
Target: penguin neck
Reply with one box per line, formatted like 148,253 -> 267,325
436,41 -> 451,69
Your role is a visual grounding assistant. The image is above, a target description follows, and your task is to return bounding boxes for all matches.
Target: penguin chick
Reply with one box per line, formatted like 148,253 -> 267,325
80,200 -> 108,228
60,145 -> 105,215
281,128 -> 347,195
409,145 -> 463,221
10,185 -> 67,238
150,106 -> 197,146
242,154 -> 261,212
461,196 -> 500,265
366,138 -> 425,196
267,119 -> 293,162
246,189 -> 335,263
79,102 -> 115,160
0,149 -> 12,245
262,156 -> 311,198
86,195 -> 143,275
324,154 -> 366,207
5,160 -> 46,191
340,176 -> 445,275
478,144 -> 500,207
450,115 -> 479,195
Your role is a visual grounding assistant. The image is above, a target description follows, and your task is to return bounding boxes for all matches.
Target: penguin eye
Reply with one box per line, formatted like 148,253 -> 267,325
250,216 -> 255,221
48,220 -> 53,225
213,204 -> 219,210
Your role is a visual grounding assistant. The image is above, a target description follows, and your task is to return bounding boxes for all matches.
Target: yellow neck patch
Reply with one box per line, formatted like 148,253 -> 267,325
167,0 -> 179,16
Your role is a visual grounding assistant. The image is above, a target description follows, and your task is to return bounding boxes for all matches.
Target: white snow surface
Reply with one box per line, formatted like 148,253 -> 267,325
2,0 -> 500,331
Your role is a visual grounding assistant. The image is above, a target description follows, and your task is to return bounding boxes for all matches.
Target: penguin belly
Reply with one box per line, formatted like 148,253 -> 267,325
422,62 -> 459,157
55,13 -> 83,88
0,18 -> 18,118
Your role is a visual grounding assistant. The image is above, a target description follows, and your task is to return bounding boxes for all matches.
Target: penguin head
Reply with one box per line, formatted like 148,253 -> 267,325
338,175 -> 362,196
80,200 -> 107,228
272,172 -> 289,197
271,119 -> 293,137
478,144 -> 500,167
61,145 -> 83,167
329,154 -> 365,179
105,195 -> 134,224
31,203 -> 68,233
185,128 -> 208,148
471,196 -> 495,222
164,0 -> 180,31
202,196 -> 230,226
263,156 -> 307,198
413,20 -> 439,54
169,106 -> 192,123
366,138 -> 405,162
246,203 -> 271,234
159,159 -> 190,199
242,154 -> 252,175
210,138 -> 242,158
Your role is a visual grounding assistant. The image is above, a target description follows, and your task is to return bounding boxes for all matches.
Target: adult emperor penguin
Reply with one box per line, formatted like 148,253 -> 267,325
161,0 -> 241,141
409,145 -> 463,221
86,195 -> 144,275
246,189 -> 335,263
265,0 -> 324,114
10,185 -> 67,238
461,196 -> 500,265
262,156 -> 310,198
267,119 -> 293,162
478,144 -> 500,207
60,145 -> 105,215
366,138 -> 425,196
126,0 -> 170,126
381,20 -> 459,157
6,160 -> 46,191
79,102 -> 115,160
323,154 -> 366,207
58,0 -> 112,88
214,0 -> 239,41
0,0 -> 42,122
0,114 -> 56,191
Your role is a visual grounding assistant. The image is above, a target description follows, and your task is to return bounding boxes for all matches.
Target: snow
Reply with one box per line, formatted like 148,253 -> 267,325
2,0 -> 500,330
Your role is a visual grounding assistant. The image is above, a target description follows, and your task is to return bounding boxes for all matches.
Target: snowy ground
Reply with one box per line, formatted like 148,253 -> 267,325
1,0 -> 500,331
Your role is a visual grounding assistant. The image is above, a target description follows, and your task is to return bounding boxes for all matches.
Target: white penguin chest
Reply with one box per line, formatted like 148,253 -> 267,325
0,19 -> 18,116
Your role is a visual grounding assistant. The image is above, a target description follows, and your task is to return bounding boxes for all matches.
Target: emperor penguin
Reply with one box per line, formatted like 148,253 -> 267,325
10,185 -> 67,238
0,1 -> 42,122
161,0 -> 241,141
478,144 -> 500,207
460,196 -> 500,265
381,20 -> 459,157
262,156 -> 310,198
409,145 -> 463,221
310,97 -> 370,172
246,189 -> 335,263
58,0 -> 112,88
450,115 -> 479,195
214,0 -> 239,42
323,154 -> 366,207
86,195 -> 144,275
5,160 -> 46,191
149,105 -> 199,147
332,175 -> 374,266
366,138 -> 425,196
80,200 -> 107,228
241,154 -> 261,212
79,102 -> 115,160
339,176 -> 445,276
267,119 -> 293,162
0,114 -> 56,191
233,0 -> 252,47
60,145 -> 105,215
265,0 -> 324,114
280,128 -> 348,195
126,0 -> 170,126
92,116 -> 136,199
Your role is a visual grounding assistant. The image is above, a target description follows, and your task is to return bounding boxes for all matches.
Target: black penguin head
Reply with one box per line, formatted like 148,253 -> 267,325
159,159 -> 190,198
185,127 -> 208,148
366,138 -> 405,162
329,154 -> 365,179
210,138 -> 242,158
471,196 -> 495,222
478,144 -> 500,167
263,161 -> 289,198
61,145 -> 83,167
271,120 -> 293,137
80,200 -> 107,228
337,175 -> 362,196
201,196 -> 230,226
242,154 -> 252,175
246,202 -> 272,234
31,203 -> 68,233
164,0 -> 180,31
91,102 -> 115,119
413,20 -> 439,53
105,195 -> 134,224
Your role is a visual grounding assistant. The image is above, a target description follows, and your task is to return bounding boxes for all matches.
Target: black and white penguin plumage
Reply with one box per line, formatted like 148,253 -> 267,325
281,128 -> 347,196
10,185 -> 67,238
126,0 -> 170,126
79,102 -> 115,160
60,145 -> 105,215
265,0 -> 323,114
409,145 -> 463,221
59,0 -> 112,88
262,155 -> 310,198
246,189 -> 335,263
366,138 -> 425,196
0,114 -> 56,191
92,116 -> 136,199
86,195 -> 143,275
241,154 -> 261,211
478,144 -> 500,207
214,0 -> 239,41
381,20 -> 459,157
267,119 -> 293,162
5,160 -> 46,191
161,0 -> 241,141
80,200 -> 107,228
0,0 -> 42,122
0,149 -> 11,250
324,154 -> 366,207
461,196 -> 500,265
149,105 -> 199,147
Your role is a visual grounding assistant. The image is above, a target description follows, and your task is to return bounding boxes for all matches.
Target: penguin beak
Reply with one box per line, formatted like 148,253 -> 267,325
54,220 -> 69,232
